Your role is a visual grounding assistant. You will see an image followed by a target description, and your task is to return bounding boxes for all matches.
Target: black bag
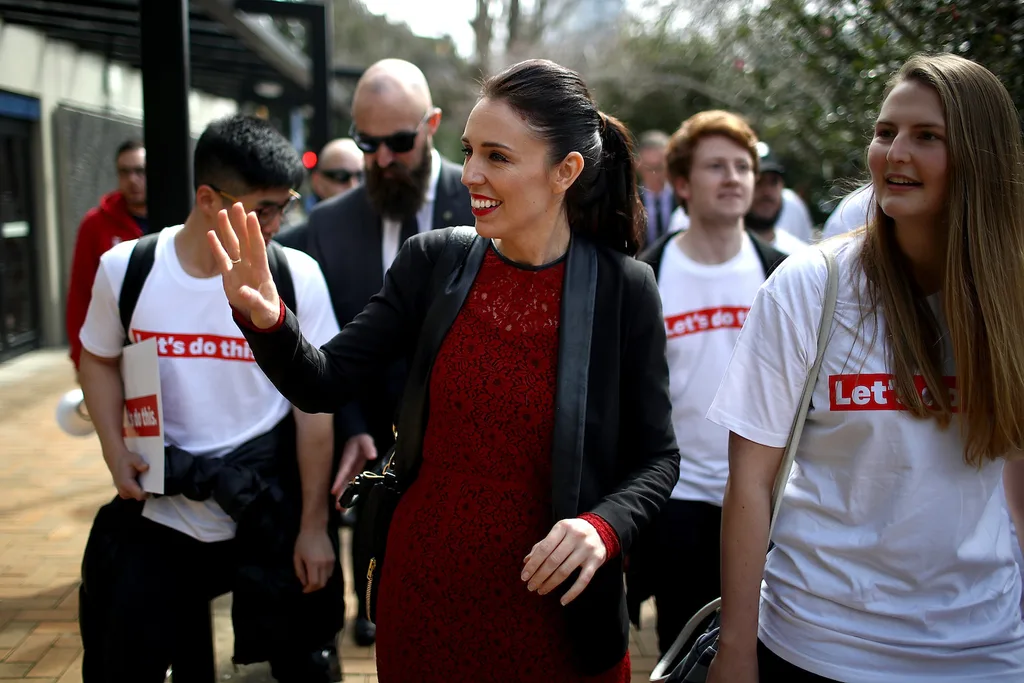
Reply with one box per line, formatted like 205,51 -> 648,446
338,227 -> 478,621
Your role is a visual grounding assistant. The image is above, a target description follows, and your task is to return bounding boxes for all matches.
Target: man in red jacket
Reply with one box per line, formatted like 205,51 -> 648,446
66,140 -> 148,371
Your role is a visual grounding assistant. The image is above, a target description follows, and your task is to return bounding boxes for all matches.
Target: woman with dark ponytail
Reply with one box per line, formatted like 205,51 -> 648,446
210,58 -> 679,681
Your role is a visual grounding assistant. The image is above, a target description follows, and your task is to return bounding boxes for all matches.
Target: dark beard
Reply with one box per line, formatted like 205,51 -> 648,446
365,148 -> 433,221
744,208 -> 781,234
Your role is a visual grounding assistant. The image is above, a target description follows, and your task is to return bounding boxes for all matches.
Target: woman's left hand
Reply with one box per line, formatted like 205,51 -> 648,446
522,518 -> 608,606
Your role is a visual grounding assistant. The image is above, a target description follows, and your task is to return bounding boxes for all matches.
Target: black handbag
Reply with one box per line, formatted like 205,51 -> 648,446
338,226 -> 479,621
650,249 -> 839,683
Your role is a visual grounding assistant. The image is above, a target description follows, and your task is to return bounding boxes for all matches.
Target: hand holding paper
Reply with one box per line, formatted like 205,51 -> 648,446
121,338 -> 165,495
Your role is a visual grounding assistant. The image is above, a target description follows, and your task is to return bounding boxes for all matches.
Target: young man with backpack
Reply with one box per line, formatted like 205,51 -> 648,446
627,110 -> 788,656
76,115 -> 346,682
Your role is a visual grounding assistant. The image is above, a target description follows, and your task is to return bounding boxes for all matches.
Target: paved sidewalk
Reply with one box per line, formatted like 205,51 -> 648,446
0,349 -> 661,682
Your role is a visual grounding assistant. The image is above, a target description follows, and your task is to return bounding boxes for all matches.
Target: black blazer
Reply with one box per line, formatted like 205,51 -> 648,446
277,156 -> 474,449
638,185 -> 679,243
238,228 -> 681,674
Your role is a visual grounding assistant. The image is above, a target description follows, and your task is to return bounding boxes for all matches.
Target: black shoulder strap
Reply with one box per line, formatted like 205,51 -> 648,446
266,240 -> 297,316
746,229 -> 788,279
637,229 -> 683,284
118,233 -> 160,345
118,234 -> 298,346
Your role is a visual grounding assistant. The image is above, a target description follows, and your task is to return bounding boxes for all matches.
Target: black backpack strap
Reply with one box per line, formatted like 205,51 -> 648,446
637,229 -> 683,284
266,240 -> 297,316
746,229 -> 789,279
118,233 -> 160,345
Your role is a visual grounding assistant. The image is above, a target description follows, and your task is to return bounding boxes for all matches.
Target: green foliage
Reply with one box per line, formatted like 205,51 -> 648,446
594,0 -> 1024,222
328,0 -> 479,159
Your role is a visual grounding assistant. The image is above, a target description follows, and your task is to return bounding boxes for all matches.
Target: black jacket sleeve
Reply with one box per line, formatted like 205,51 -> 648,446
590,265 -> 680,552
238,232 -> 442,415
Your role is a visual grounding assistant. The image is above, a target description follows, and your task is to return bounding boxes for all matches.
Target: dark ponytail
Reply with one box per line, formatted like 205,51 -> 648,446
481,60 -> 643,255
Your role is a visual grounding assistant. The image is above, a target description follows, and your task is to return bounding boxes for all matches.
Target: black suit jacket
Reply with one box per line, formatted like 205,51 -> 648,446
638,184 -> 678,245
279,156 -> 473,451
237,227 -> 680,674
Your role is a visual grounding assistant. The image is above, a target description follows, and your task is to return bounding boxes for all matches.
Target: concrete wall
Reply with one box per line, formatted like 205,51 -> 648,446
0,19 -> 237,349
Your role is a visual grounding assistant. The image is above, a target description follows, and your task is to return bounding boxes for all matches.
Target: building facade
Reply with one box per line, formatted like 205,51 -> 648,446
0,19 -> 236,362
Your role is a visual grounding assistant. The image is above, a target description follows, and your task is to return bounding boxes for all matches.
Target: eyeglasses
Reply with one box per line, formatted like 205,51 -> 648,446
317,168 -> 364,184
209,185 -> 301,224
350,110 -> 433,154
117,166 -> 146,178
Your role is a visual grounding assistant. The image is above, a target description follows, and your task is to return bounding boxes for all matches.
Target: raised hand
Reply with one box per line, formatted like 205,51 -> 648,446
207,203 -> 281,329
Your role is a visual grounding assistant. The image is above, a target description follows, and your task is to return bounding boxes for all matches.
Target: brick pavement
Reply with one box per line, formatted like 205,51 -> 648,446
0,349 -> 661,682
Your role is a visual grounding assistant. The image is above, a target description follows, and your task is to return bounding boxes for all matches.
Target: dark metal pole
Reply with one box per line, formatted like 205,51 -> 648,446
139,0 -> 193,233
308,1 -> 331,153
137,7 -> 211,680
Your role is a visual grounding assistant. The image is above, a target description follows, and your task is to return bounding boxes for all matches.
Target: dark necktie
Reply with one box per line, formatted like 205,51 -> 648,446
400,214 -> 419,245
655,196 -> 665,238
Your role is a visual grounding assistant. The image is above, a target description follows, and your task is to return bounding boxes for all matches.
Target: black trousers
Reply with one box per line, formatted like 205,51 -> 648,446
79,498 -> 334,683
651,498 -> 724,656
757,639 -> 841,682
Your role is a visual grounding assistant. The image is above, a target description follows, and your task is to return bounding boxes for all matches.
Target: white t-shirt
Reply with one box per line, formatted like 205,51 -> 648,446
659,233 -> 765,505
79,225 -> 340,542
767,227 -> 807,255
707,235 -> 1024,681
823,184 -> 875,239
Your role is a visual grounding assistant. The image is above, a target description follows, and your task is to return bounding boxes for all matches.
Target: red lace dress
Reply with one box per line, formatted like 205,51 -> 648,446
374,247 -> 630,682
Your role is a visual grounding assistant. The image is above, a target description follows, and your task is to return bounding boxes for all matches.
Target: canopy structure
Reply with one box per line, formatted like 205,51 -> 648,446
0,0 -> 363,229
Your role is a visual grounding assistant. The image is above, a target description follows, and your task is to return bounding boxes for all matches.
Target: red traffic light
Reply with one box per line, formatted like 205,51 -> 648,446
302,151 -> 317,169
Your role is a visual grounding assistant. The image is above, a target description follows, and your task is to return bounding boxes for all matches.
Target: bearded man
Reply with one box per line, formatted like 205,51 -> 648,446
296,58 -> 473,647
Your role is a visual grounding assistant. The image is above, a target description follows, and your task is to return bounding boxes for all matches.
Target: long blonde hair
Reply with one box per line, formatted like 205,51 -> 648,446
860,53 -> 1024,466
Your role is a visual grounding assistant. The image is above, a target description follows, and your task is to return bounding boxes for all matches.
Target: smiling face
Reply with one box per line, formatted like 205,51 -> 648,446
460,98 -> 575,240
868,79 -> 949,229
675,134 -> 755,225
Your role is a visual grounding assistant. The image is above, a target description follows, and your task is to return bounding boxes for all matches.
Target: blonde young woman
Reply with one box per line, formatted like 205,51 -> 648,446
706,54 -> 1024,682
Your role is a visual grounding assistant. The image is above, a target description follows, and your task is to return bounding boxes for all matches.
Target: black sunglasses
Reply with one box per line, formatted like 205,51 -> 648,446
318,168 -> 363,184
350,110 -> 432,154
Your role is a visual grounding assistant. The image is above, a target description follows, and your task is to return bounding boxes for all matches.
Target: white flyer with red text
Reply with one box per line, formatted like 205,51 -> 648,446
121,337 -> 165,494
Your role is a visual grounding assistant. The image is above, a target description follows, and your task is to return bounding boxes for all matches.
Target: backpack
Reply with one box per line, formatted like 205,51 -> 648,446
117,231 -> 297,344
638,228 -> 788,283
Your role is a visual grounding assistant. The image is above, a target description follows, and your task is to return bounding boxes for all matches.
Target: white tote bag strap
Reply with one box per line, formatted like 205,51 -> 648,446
768,248 -> 839,538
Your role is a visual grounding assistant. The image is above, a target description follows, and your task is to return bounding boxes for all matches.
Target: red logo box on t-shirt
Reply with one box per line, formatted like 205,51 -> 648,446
131,329 -> 255,362
665,306 -> 749,339
829,373 -> 959,412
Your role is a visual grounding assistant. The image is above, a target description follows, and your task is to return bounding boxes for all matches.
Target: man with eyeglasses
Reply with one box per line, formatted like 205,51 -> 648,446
293,57 -> 473,648
76,115 -> 345,682
66,139 -> 148,375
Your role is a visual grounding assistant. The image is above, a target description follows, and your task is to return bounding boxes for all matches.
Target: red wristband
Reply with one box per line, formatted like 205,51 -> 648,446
578,512 -> 621,560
